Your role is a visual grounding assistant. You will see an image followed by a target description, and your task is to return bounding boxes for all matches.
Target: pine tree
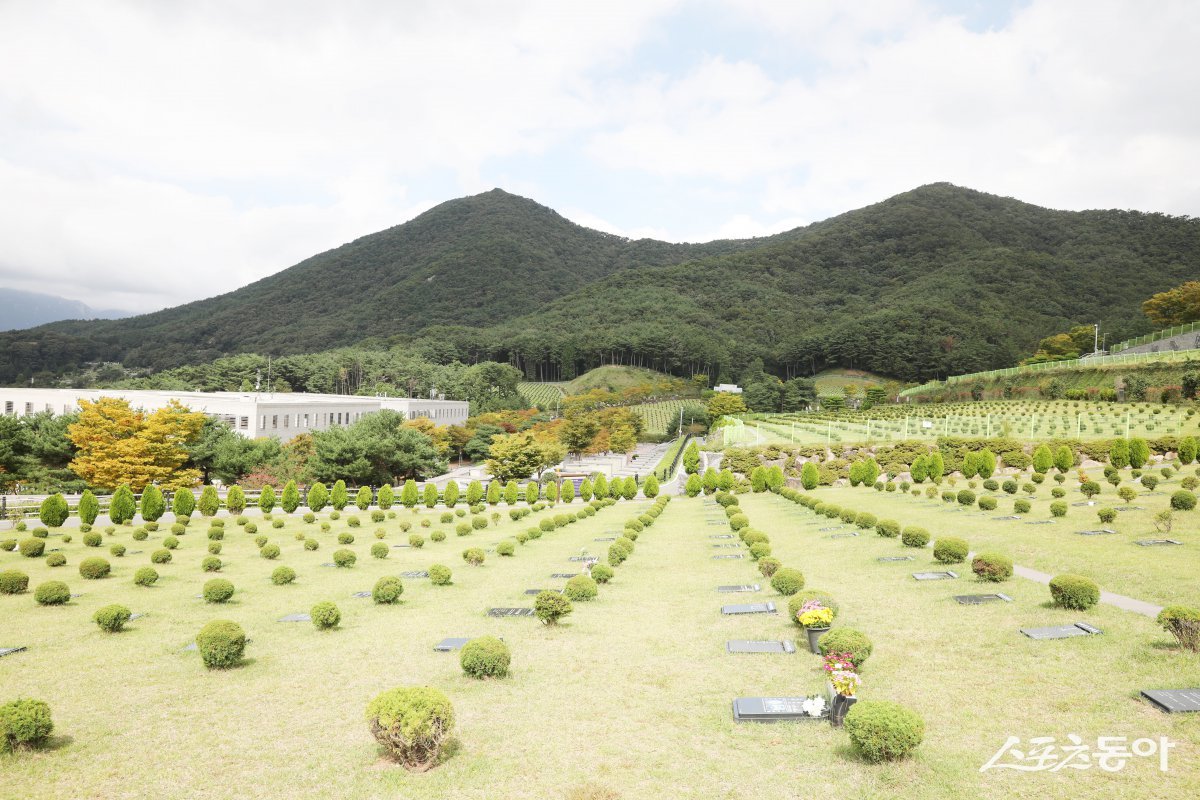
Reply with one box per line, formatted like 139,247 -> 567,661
423,483 -> 439,508
377,484 -> 395,509
198,485 -> 220,516
111,485 -> 138,524
1180,436 -> 1198,465
504,481 -> 520,505
39,493 -> 69,527
525,481 -> 540,504
702,467 -> 719,495
750,466 -> 767,492
1032,445 -> 1053,474
140,485 -> 166,521
622,477 -> 638,500
1129,438 -> 1150,469
356,486 -> 373,510
439,482 -> 456,508
171,487 -> 194,519
685,473 -> 703,496
849,462 -> 865,486
801,462 -> 819,490
486,481 -> 502,505
331,480 -> 349,511
258,485 -> 276,513
593,474 -> 608,499
578,478 -> 592,502
78,489 -> 99,525
307,482 -> 329,512
545,481 -> 559,503
1053,446 -> 1072,474
1108,439 -> 1130,468
465,480 -> 483,505
864,458 -> 881,486
642,474 -> 660,498
561,479 -> 575,503
281,480 -> 301,513
226,485 -> 246,515
927,452 -> 944,483
962,452 -> 979,479
717,469 -> 735,490
683,441 -> 701,474
910,455 -> 928,483
401,479 -> 419,508
979,449 -> 997,479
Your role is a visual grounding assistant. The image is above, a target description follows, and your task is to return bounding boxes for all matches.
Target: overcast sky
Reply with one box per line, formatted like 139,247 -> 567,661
1,0 -> 1197,313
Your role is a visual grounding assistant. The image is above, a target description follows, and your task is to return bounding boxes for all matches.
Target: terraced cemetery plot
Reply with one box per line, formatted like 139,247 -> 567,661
515,381 -> 567,409
724,400 -> 1200,446
630,399 -> 707,435
3,489 -> 1199,799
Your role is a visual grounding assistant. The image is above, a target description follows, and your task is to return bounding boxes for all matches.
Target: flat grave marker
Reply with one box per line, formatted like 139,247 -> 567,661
878,556 -> 914,562
712,543 -> 741,549
278,613 -> 311,623
913,571 -> 959,581
727,640 -> 796,654
1026,520 -> 1056,525
954,593 -> 1013,605
1141,689 -> 1200,714
818,526 -> 845,532
1077,529 -> 1118,536
320,562 -> 336,567
568,556 -> 599,563
128,613 -> 147,621
550,573 -> 578,579
594,537 -> 616,542
994,515 -> 1022,521
0,647 -> 27,658
400,570 -> 429,578
829,532 -> 859,539
1116,506 -> 1145,512
717,584 -> 760,593
351,591 -> 372,598
721,601 -> 777,615
487,607 -> 536,618
1020,622 -> 1102,640
713,554 -> 744,560
524,588 -> 562,595
1136,539 -> 1182,547
732,696 -> 827,723
391,544 -> 411,549
182,643 -> 197,652
709,534 -> 734,539
433,637 -> 470,652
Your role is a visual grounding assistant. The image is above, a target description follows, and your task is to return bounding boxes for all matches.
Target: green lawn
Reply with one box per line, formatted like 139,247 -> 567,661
2,490 -> 1199,799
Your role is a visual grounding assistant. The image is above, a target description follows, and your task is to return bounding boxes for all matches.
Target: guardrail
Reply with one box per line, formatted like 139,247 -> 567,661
655,433 -> 693,481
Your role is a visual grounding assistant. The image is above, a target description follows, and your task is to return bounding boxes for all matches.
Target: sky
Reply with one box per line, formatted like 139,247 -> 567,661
1,0 -> 1198,314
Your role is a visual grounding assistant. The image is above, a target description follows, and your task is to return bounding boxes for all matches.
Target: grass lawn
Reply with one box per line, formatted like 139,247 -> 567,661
2,490 -> 1199,799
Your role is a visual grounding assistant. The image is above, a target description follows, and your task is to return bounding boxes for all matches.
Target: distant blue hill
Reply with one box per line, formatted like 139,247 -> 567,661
0,287 -> 131,332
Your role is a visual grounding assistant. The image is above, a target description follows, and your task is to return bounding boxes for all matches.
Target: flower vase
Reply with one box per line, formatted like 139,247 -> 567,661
829,693 -> 857,727
805,626 -> 829,654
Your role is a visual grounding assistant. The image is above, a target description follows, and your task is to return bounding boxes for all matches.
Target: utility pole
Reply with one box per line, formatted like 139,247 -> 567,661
1094,323 -> 1100,355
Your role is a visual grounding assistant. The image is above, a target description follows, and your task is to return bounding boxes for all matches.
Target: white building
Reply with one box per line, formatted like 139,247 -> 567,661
713,383 -> 743,394
0,388 -> 469,438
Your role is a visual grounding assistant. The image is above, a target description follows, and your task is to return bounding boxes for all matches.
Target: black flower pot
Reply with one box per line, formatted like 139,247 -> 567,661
829,694 -> 857,727
805,626 -> 830,654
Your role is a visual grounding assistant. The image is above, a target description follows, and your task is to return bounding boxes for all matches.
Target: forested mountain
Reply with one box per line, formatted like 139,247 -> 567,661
0,189 -> 786,380
3,183 -> 1199,385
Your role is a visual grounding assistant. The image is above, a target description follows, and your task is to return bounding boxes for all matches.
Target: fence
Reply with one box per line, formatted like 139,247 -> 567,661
654,433 -> 693,481
899,347 -> 1200,398
1110,321 -> 1200,353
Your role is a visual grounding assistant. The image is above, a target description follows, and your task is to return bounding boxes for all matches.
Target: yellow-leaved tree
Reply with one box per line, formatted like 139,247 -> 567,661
68,398 -> 207,491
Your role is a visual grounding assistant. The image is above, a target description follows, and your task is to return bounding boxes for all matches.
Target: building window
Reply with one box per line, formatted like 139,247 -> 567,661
45,404 -> 52,413
272,415 -> 278,429
24,402 -> 33,415
303,413 -> 309,428
262,415 -> 267,429
4,401 -> 12,414
283,414 -> 290,428
240,417 -> 249,429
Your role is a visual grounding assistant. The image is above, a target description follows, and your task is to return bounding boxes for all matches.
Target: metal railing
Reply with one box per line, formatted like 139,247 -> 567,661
1110,321 -> 1200,353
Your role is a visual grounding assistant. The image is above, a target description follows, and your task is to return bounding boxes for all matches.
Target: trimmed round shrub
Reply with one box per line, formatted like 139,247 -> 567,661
78,557 -> 111,580
171,523 -> 186,535
409,534 -> 425,549
371,542 -> 389,559
244,523 -> 257,534
957,489 -> 975,506
151,549 -> 172,564
1097,507 -> 1117,524
757,556 -> 781,578
45,553 -> 66,567
110,543 -> 126,558
817,627 -> 873,668
0,698 -> 54,752
1156,605 -> 1200,651
456,522 -> 472,537
875,519 -> 900,538
18,539 -> 45,558
971,552 -> 1013,582
428,564 -> 452,585
208,529 -> 224,541
196,619 -> 246,669
303,512 -> 316,523
131,529 -> 148,541
1013,499 -> 1031,514
900,527 -> 930,548
304,538 -> 319,551
590,563 -> 614,583
83,532 -> 102,548
373,576 -> 403,604
208,542 -> 222,555
0,570 -> 30,595
133,567 -> 158,586
430,530 -> 446,543
203,578 -> 235,603
271,566 -> 297,585
271,519 -> 285,529
34,581 -> 70,605
748,542 -> 772,560
564,574 -> 598,601
311,601 -> 341,630
93,604 -> 132,633
615,536 -> 635,554
977,496 -> 997,511
769,567 -> 805,596
162,536 -> 179,550
259,543 -> 280,560
254,535 -> 268,547
347,516 -> 361,528
1171,490 -> 1197,511
845,700 -> 924,763
460,636 -> 511,678
534,590 -> 572,624
1049,574 -> 1100,610
933,537 -> 968,564
338,532 -> 355,545
496,539 -> 515,556
1049,501 -> 1067,517
1051,487 -> 1066,498
333,549 -> 356,568
462,547 -> 485,566
471,516 -> 488,530
365,686 -> 454,771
